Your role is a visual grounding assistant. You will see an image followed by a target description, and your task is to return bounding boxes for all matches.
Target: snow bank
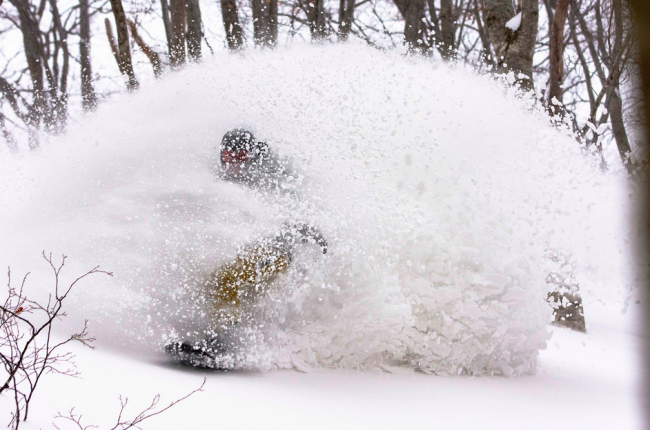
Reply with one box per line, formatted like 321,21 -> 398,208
0,45 -> 634,375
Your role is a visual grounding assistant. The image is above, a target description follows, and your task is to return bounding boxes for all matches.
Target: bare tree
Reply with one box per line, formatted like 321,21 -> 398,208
0,253 -> 111,429
4,0 -> 76,143
0,77 -> 30,145
127,19 -> 163,77
548,0 -> 568,112
53,379 -> 206,430
105,17 -> 121,65
568,0 -> 636,173
394,0 -> 428,53
0,109 -> 18,151
253,0 -> 278,46
482,0 -> 539,91
472,0 -> 495,63
221,0 -> 245,50
0,253 -> 206,430
186,0 -> 203,60
303,0 -> 327,41
79,0 -> 97,111
421,0 -> 495,62
108,0 -> 139,91
608,0 -> 633,171
338,0 -> 354,41
47,0 -> 71,132
9,0 -> 48,139
438,0 -> 455,58
626,1 -> 649,145
0,0 -> 642,173
169,0 -> 186,67
160,0 -> 173,53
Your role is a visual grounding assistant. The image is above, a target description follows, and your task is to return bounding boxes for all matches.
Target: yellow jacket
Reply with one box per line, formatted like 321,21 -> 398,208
206,223 -> 327,324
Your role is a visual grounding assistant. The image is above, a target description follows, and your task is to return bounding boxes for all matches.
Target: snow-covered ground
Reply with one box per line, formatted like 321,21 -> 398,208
4,303 -> 647,430
0,45 -> 646,428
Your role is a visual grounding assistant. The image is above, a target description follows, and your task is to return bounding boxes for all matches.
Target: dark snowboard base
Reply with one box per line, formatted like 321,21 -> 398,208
165,338 -> 232,369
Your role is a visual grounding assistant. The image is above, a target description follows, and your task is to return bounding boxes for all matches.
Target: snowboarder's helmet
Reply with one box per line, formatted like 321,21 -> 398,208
220,129 -> 256,169
221,129 -> 255,153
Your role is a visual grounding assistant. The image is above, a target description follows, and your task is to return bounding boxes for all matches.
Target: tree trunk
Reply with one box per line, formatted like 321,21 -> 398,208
186,0 -> 202,60
548,0 -> 568,111
49,0 -> 70,131
607,86 -> 635,174
109,0 -> 139,91
160,0 -> 173,52
393,0 -> 428,53
482,0 -> 511,65
221,0 -> 245,50
253,0 -> 278,46
473,0 -> 494,64
169,0 -> 186,67
79,0 -> 97,111
9,0 -> 47,138
608,0 -> 636,174
252,0 -> 267,45
569,8 -> 594,107
0,111 -> 17,152
439,0 -> 454,58
127,20 -> 163,77
269,0 -> 278,45
626,1 -> 650,153
105,18 -> 121,67
426,0 -> 440,37
305,0 -> 327,41
338,0 -> 355,42
482,0 -> 539,91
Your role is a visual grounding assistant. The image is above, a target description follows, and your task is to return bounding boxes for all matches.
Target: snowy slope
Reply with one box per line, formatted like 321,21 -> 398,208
2,304 -> 646,430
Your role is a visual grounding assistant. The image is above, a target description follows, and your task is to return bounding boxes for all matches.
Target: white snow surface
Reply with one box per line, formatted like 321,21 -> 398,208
2,307 -> 647,430
0,45 -> 637,377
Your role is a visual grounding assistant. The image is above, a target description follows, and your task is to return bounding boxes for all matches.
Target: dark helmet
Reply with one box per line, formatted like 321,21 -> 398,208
220,128 -> 269,168
221,128 -> 256,153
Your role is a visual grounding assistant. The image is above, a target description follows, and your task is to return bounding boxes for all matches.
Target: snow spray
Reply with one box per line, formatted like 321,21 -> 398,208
0,45 -> 635,375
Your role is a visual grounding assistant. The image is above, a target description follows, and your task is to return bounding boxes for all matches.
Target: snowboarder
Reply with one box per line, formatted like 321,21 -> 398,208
165,129 -> 327,368
165,222 -> 327,368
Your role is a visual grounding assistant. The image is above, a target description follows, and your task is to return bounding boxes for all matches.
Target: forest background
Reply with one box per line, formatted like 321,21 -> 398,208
0,0 -> 647,177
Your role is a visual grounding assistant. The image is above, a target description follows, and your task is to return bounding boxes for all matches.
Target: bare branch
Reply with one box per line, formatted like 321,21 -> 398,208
127,19 -> 163,78
1,253 -> 111,428
53,378 -> 206,430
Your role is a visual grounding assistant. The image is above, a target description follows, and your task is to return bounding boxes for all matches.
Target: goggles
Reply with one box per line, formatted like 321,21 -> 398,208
221,150 -> 250,164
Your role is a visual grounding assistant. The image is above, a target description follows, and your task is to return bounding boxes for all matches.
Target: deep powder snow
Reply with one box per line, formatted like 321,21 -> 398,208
0,45 -> 635,376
